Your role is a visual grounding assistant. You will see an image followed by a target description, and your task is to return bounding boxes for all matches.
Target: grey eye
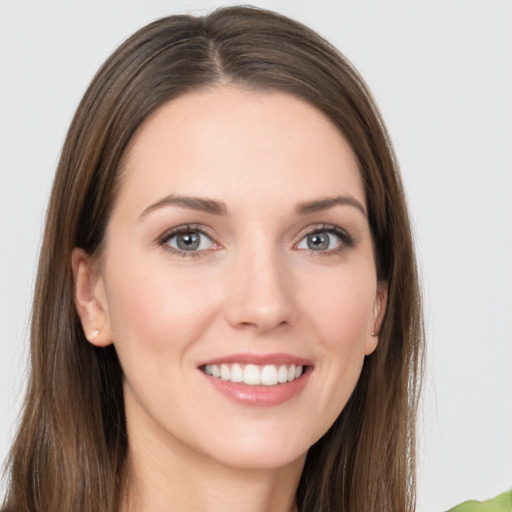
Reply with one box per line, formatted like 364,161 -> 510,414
296,231 -> 343,252
166,231 -> 214,252
306,232 -> 330,250
176,232 -> 200,250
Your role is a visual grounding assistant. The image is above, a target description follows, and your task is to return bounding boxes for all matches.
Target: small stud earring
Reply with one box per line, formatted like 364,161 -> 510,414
91,329 -> 99,338
371,332 -> 377,337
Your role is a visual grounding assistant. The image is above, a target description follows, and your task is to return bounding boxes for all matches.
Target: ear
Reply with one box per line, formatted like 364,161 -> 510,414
365,280 -> 388,355
71,248 -> 113,347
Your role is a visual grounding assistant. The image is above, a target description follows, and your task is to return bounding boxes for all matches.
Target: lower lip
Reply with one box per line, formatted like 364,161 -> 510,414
201,369 -> 311,407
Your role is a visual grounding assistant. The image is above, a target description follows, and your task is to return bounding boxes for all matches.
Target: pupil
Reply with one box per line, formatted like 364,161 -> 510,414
177,232 -> 200,250
308,232 -> 329,250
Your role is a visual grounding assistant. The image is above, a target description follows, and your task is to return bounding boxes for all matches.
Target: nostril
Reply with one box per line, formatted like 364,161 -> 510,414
234,319 -> 290,332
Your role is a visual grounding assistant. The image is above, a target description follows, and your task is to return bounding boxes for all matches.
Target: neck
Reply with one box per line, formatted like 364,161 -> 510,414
123,446 -> 303,512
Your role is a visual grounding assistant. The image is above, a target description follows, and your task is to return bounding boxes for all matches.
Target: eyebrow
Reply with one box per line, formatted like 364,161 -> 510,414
295,196 -> 367,217
140,195 -> 228,218
139,194 -> 366,219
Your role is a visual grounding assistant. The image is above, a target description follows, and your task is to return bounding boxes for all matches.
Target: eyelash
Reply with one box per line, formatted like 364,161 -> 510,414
156,223 -> 355,258
157,224 -> 216,258
296,224 -> 355,256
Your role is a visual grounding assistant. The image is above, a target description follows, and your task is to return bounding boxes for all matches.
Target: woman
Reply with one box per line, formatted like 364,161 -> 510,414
3,6 -> 424,512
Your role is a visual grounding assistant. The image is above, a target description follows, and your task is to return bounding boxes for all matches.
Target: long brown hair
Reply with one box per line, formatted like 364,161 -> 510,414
3,6 -> 423,512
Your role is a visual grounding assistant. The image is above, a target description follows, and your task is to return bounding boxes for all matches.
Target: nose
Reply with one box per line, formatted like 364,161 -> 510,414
224,247 -> 297,333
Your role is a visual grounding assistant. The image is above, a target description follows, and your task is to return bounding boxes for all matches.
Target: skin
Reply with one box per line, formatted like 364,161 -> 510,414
73,87 -> 387,512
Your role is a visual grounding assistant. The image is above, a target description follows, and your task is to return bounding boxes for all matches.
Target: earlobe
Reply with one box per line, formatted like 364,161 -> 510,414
365,281 -> 388,355
71,248 -> 113,347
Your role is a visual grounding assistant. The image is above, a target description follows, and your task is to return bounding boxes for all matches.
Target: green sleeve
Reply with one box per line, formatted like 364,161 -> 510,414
447,491 -> 512,512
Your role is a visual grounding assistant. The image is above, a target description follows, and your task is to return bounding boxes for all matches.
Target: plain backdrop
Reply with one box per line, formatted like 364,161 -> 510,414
0,1 -> 511,511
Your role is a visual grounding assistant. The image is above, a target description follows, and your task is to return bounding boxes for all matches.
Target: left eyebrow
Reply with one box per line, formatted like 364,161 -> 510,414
295,196 -> 367,217
139,194 -> 228,219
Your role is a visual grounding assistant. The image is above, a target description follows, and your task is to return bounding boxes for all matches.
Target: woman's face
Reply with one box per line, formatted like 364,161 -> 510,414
77,87 -> 386,470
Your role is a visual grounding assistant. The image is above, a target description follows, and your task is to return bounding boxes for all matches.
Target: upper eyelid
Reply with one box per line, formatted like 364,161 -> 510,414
156,222 -> 353,248
295,223 -> 351,239
157,224 -> 216,244
157,225 -> 219,258
293,224 -> 355,250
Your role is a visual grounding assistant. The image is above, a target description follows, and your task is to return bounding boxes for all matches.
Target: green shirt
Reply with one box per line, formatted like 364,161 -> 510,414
447,491 -> 512,512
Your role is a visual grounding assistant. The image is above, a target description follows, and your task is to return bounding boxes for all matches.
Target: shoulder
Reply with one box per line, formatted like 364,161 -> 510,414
446,491 -> 512,512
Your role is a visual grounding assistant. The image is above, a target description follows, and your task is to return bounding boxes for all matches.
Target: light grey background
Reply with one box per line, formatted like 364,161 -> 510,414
1,1 -> 511,511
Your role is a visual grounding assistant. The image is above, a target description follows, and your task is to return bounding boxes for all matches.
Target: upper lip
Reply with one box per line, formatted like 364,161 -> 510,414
198,352 -> 313,367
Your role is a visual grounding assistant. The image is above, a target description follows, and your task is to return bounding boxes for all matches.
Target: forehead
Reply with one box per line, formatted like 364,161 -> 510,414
118,87 -> 364,213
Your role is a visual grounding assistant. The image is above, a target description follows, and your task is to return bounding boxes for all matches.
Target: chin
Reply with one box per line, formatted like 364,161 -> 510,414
209,445 -> 307,471
193,425 -> 317,471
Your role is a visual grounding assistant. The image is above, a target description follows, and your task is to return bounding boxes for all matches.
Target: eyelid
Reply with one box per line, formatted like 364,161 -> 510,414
155,222 -> 354,257
156,224 -> 221,256
157,223 -> 210,244
293,223 -> 355,252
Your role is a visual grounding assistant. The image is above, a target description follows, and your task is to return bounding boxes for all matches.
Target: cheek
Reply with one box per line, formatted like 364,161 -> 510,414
303,268 -> 376,349
299,268 -> 376,424
104,255 -> 221,357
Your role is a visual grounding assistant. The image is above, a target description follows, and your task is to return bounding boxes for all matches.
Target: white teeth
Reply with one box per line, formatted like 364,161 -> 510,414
244,364 -> 261,385
230,363 -> 243,383
203,363 -> 305,386
220,364 -> 230,380
260,365 -> 278,386
277,364 -> 289,383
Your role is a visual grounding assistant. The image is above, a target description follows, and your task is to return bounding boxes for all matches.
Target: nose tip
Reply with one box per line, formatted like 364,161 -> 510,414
231,301 -> 290,332
224,256 -> 296,333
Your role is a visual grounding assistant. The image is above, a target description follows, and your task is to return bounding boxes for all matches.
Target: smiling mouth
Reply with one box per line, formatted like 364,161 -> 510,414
201,363 -> 304,386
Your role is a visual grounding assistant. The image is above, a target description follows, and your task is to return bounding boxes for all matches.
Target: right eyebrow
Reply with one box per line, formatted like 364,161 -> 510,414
139,195 -> 228,219
295,195 -> 367,217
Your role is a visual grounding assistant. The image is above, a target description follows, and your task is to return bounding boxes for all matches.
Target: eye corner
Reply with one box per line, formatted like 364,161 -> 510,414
294,224 -> 355,254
